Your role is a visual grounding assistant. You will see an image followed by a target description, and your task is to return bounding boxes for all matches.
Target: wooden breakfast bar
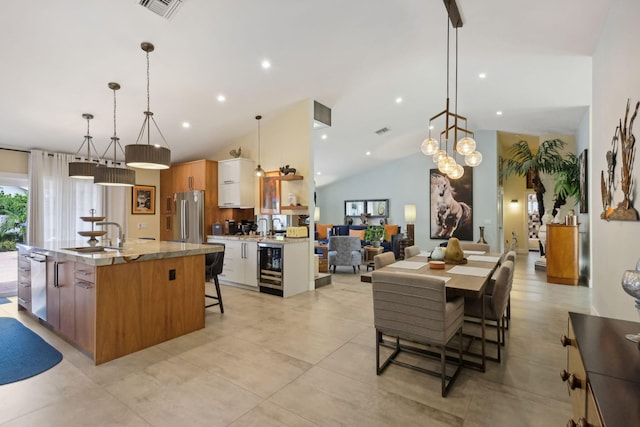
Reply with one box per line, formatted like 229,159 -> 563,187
17,240 -> 222,364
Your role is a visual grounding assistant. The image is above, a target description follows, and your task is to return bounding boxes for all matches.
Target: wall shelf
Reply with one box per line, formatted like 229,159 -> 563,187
274,175 -> 303,181
281,205 -> 308,211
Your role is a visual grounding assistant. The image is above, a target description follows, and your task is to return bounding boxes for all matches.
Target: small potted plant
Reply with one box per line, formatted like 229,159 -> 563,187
364,225 -> 385,247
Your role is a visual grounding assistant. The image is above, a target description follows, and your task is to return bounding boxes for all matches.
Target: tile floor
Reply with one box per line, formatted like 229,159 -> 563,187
0,253 -> 591,426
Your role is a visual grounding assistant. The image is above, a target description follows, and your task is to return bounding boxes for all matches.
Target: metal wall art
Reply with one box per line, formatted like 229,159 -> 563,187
601,99 -> 639,221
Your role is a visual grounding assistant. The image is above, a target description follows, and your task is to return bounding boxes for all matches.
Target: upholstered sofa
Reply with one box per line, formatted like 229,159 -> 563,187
325,224 -> 402,259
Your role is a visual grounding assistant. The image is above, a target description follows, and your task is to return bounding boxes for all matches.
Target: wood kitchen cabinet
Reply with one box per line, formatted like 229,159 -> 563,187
172,159 -> 213,192
74,264 -> 96,355
546,224 -> 579,285
218,158 -> 255,208
561,313 -> 640,426
46,258 -> 76,340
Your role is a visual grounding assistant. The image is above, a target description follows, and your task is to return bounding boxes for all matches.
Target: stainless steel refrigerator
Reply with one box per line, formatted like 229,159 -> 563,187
173,190 -> 205,243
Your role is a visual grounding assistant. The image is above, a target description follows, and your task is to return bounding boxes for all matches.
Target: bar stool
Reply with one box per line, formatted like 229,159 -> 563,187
205,243 -> 225,312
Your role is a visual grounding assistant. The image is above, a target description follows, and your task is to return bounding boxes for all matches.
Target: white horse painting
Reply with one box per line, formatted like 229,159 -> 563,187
431,172 -> 472,239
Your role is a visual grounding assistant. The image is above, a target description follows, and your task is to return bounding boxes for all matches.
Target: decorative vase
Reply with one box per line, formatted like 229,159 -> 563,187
477,226 -> 487,244
431,246 -> 445,260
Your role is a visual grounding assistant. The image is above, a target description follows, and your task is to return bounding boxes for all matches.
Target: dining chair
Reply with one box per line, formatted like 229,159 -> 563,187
463,260 -> 513,363
373,252 -> 395,270
204,243 -> 225,313
404,245 -> 421,259
372,270 -> 464,397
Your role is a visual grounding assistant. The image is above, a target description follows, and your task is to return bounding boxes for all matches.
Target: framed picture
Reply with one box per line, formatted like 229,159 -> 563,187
430,168 -> 473,240
345,200 -> 365,217
526,168 -> 536,189
366,199 -> 389,217
260,171 -> 281,214
132,185 -> 155,215
579,149 -> 588,213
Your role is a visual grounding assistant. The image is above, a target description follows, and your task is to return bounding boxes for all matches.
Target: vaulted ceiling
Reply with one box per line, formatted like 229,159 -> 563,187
0,0 -> 611,186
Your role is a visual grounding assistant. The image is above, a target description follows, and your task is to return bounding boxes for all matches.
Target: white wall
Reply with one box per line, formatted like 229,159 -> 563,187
592,0 -> 640,319
575,110 -> 591,285
316,129 -> 500,252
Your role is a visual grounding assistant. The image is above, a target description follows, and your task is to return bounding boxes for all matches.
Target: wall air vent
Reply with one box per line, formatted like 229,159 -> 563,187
313,101 -> 332,129
139,0 -> 183,20
375,127 -> 390,135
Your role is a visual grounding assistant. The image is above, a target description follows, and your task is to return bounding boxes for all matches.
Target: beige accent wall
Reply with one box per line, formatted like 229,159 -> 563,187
126,168 -> 160,240
499,132 -> 577,252
0,149 -> 28,174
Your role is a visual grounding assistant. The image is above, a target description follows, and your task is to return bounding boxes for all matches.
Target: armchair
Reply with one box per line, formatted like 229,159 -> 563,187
327,236 -> 362,274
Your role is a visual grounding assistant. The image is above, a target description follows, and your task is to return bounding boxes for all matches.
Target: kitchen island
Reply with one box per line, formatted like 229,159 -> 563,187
17,240 -> 222,365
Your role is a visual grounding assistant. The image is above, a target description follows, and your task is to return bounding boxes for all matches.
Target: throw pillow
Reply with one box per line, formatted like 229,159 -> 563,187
317,224 -> 333,240
349,229 -> 365,241
384,225 -> 399,242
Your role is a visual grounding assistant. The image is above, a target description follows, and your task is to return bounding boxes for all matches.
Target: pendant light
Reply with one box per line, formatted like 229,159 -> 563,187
69,113 -> 99,179
421,0 -> 482,178
125,42 -> 171,170
94,82 -> 136,187
254,115 -> 265,177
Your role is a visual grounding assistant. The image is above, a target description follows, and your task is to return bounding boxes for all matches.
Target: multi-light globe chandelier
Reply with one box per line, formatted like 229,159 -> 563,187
420,0 -> 482,180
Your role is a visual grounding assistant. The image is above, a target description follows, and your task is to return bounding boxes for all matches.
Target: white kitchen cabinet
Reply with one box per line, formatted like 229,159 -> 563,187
218,158 -> 254,208
210,239 -> 257,288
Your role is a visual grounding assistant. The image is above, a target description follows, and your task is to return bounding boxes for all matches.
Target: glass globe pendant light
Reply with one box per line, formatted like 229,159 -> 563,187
125,42 -> 171,170
456,136 -> 476,155
421,136 -> 439,156
94,82 -> 136,187
465,150 -> 483,167
69,113 -> 99,179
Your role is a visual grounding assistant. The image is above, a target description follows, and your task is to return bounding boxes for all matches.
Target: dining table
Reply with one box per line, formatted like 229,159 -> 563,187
374,251 -> 504,372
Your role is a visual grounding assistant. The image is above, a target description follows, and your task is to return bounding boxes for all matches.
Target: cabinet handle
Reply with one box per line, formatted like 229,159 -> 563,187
76,270 -> 91,276
188,176 -> 193,190
567,373 -> 582,390
560,369 -> 570,381
224,202 -> 234,205
54,261 -> 60,287
166,216 -> 171,231
224,180 -> 233,184
166,197 -> 172,213
19,282 -> 31,288
75,282 -> 93,290
560,335 -> 572,347
18,297 -> 27,305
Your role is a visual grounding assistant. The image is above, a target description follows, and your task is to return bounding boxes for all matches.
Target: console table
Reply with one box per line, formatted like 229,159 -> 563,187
561,312 -> 640,426
547,224 -> 579,285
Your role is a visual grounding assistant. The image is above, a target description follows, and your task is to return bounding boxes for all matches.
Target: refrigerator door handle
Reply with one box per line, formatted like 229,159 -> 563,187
184,201 -> 189,240
180,200 -> 187,240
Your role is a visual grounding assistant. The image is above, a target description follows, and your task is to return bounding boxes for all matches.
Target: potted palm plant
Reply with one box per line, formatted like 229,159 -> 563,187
364,225 -> 385,247
501,138 -> 570,218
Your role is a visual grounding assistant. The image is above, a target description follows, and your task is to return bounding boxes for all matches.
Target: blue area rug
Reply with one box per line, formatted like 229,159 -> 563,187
0,317 -> 63,385
0,297 -> 10,304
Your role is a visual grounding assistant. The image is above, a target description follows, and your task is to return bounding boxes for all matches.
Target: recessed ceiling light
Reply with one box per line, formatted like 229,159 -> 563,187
496,111 -> 503,116
478,73 -> 487,79
316,171 -> 322,176
429,125 -> 434,130
182,122 -> 190,128
217,94 -> 226,103
365,151 -> 371,156
395,97 -> 403,104
321,134 -> 327,140
261,59 -> 271,69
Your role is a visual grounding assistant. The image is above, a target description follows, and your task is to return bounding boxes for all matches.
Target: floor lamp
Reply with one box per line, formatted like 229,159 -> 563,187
404,204 -> 416,242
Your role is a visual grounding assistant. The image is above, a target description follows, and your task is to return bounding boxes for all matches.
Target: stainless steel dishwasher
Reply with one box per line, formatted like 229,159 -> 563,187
30,252 -> 47,320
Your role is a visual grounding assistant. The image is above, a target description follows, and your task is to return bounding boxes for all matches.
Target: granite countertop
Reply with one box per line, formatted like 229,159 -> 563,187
19,240 -> 223,266
206,235 -> 309,244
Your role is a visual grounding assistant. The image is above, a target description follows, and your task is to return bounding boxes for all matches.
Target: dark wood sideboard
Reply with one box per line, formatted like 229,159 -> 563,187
561,312 -> 640,426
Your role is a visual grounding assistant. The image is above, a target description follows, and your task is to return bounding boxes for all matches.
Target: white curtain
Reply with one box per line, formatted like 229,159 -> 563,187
27,150 -> 126,245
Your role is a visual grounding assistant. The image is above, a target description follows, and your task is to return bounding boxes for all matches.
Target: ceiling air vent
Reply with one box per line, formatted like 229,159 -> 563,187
375,127 -> 390,135
139,0 -> 183,20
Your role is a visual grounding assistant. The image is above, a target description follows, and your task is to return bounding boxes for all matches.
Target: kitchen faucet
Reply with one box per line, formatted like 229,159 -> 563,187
96,222 -> 125,248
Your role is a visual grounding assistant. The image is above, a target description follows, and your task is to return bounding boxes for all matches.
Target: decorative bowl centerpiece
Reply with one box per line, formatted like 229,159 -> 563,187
78,209 -> 107,246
